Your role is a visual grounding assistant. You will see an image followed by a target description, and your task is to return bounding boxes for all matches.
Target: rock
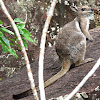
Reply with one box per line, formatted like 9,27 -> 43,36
0,27 -> 100,100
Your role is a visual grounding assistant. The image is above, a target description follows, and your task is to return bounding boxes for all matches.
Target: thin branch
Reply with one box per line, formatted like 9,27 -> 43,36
0,0 -> 39,100
38,0 -> 58,100
64,58 -> 100,100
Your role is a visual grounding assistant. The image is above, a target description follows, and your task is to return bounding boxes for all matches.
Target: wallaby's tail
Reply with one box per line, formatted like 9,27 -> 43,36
44,59 -> 71,88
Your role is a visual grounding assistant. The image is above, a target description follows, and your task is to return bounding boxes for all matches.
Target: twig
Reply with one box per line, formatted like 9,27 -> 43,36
64,58 -> 100,100
0,0 -> 39,100
38,0 -> 58,100
1,25 -> 12,28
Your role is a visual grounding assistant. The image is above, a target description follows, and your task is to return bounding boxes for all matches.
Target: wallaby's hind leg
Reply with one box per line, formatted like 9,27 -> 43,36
75,58 -> 94,66
44,59 -> 71,88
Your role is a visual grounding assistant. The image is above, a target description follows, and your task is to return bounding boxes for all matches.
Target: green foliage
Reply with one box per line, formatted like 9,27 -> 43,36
14,18 -> 22,22
0,78 -> 2,81
0,20 -> 3,25
0,18 -> 35,58
0,31 -> 3,37
0,27 -> 14,35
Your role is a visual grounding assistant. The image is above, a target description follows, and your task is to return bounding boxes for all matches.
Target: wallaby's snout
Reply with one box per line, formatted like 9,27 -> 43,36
91,9 -> 94,12
88,8 -> 94,13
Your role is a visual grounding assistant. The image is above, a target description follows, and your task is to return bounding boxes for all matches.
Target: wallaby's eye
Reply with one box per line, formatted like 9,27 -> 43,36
81,8 -> 86,11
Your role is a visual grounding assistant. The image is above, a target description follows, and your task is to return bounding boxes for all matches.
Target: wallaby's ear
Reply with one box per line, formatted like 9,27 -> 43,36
70,5 -> 78,12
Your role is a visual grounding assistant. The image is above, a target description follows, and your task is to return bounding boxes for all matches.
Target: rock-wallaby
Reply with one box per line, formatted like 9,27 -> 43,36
13,5 -> 94,99
44,5 -> 94,88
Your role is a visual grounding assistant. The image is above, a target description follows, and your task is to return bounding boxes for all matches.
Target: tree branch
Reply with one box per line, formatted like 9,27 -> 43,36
0,0 -> 39,100
38,0 -> 58,100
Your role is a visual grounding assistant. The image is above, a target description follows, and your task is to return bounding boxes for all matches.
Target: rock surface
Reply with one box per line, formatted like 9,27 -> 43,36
0,27 -> 100,100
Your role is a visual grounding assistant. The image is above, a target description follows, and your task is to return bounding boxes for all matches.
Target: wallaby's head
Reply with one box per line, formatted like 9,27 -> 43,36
70,5 -> 94,17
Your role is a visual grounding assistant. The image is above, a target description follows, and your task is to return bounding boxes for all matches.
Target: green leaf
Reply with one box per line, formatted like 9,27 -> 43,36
8,48 -> 18,58
17,26 -> 24,35
10,39 -> 21,49
9,39 -> 16,42
0,31 -> 3,37
23,33 -> 34,43
14,18 -> 22,22
0,78 -> 2,81
15,43 -> 21,50
17,23 -> 25,29
0,20 -> 3,24
22,29 -> 32,36
10,43 -> 14,46
0,27 -> 14,35
2,36 -> 10,47
2,45 -> 9,53
0,36 -> 10,47
2,44 -> 18,58
22,39 -> 28,48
